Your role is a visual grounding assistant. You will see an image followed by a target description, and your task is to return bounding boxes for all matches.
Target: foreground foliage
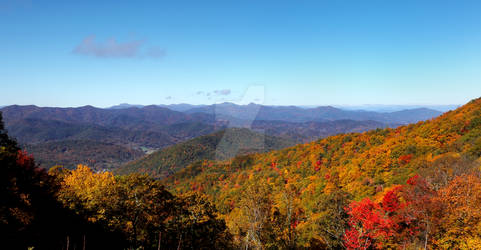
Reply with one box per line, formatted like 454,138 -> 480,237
0,112 -> 231,249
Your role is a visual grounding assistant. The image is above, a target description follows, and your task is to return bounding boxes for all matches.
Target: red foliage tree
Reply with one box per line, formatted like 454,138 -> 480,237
343,198 -> 393,249
344,175 -> 435,249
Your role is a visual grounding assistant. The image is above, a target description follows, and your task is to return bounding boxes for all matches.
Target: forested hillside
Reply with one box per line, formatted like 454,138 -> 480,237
118,128 -> 295,178
24,140 -> 144,171
163,97 -> 481,249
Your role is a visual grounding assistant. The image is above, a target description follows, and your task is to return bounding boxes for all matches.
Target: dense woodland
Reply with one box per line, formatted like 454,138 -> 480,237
1,98 -> 481,249
25,140 -> 144,171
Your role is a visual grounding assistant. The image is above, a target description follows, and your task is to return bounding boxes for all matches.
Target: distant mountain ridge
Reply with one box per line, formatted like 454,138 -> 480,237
336,104 -> 460,112
1,104 -> 213,127
106,102 -> 443,124
110,102 -> 451,114
181,102 -> 442,124
108,103 -> 208,112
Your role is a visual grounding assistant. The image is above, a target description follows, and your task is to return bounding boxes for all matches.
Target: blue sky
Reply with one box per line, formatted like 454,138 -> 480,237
1,0 -> 481,107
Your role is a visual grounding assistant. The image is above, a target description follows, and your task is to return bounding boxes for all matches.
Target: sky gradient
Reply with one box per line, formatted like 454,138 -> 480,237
1,0 -> 481,107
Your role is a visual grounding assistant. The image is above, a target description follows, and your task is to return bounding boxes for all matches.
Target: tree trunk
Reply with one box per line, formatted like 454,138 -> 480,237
177,234 -> 182,250
158,231 -> 162,250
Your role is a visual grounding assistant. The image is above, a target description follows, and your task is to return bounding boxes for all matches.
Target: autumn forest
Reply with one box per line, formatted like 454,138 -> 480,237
2,97 -> 481,249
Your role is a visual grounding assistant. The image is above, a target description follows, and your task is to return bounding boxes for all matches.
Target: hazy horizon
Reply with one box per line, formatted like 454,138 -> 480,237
0,102 -> 460,113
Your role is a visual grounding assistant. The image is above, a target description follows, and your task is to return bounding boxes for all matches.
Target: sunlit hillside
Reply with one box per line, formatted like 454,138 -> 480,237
164,97 -> 481,248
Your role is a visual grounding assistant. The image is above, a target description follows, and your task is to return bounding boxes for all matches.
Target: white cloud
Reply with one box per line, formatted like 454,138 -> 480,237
213,89 -> 231,96
73,35 -> 165,59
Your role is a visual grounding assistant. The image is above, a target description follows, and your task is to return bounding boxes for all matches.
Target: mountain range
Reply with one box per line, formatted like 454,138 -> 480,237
110,102 -> 442,124
181,102 -> 442,124
110,102 -> 456,113
0,103 -> 442,170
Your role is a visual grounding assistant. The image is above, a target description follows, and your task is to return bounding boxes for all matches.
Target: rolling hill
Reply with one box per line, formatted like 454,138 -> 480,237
117,128 -> 296,178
